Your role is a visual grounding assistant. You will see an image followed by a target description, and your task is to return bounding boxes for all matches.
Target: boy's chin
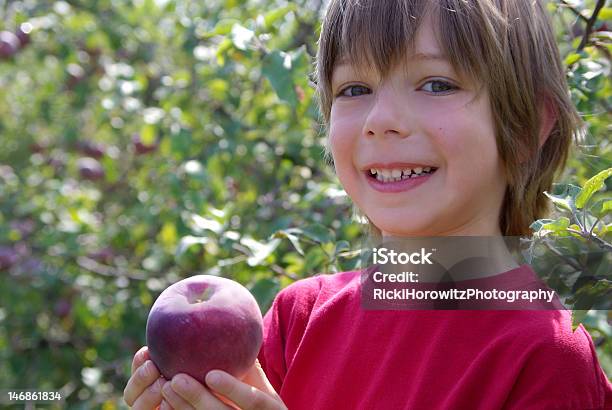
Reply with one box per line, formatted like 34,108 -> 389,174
371,214 -> 437,238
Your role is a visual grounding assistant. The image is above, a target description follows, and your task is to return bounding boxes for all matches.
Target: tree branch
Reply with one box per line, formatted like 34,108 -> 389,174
577,0 -> 606,52
559,0 -> 589,23
76,256 -> 148,280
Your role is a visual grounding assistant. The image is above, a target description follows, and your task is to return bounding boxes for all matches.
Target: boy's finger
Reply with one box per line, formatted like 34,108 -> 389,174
206,370 -> 284,410
131,346 -> 150,375
159,399 -> 174,410
124,360 -> 161,406
170,374 -> 233,410
131,376 -> 165,410
161,381 -> 195,410
241,359 -> 279,399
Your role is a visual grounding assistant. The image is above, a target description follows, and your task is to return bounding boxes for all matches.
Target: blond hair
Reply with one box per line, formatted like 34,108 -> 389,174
315,0 -> 583,237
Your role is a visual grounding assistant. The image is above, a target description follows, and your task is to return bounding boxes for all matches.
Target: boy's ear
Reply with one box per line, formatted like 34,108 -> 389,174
538,94 -> 557,148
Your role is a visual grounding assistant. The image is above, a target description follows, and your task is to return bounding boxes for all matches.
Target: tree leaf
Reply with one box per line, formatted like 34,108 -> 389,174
572,310 -> 589,330
576,168 -> 612,209
599,7 -> 612,20
250,277 -> 280,313
590,198 -> 612,218
540,217 -> 571,235
273,230 -> 305,255
300,223 -> 335,244
530,218 -> 555,233
176,235 -> 208,258
263,5 -> 296,29
240,237 -> 281,266
230,24 -> 255,51
262,50 -> 298,107
544,191 -> 572,212
186,213 -> 223,234
564,52 -> 581,66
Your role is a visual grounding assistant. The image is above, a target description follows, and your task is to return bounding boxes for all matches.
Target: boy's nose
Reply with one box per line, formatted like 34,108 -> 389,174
362,90 -> 412,139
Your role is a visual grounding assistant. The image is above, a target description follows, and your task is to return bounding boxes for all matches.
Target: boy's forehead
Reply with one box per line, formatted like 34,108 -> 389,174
331,50 -> 451,81
331,9 -> 450,78
336,51 -> 448,66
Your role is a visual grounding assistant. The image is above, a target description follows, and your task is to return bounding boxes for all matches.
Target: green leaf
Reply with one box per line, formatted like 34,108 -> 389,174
250,277 -> 280,313
273,230 -> 305,255
540,217 -> 571,234
211,19 -> 241,36
230,24 -> 255,51
263,5 -> 296,29
176,235 -> 209,258
140,124 -> 157,145
595,223 -> 612,237
262,50 -> 298,107
544,191 -> 572,212
572,310 -> 589,330
240,237 -> 281,266
300,223 -> 335,244
590,198 -> 612,218
599,7 -> 612,20
334,240 -> 351,257
530,218 -> 555,232
576,168 -> 612,209
549,183 -> 583,211
564,52 -> 581,66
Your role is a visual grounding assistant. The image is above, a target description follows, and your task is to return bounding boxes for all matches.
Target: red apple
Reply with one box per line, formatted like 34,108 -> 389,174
78,140 -> 105,158
146,275 -> 263,383
132,133 -> 158,155
0,31 -> 20,59
0,246 -> 19,270
78,157 -> 105,181
16,23 -> 32,47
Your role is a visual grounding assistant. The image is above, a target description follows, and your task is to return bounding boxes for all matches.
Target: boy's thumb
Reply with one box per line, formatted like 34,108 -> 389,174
243,359 -> 278,397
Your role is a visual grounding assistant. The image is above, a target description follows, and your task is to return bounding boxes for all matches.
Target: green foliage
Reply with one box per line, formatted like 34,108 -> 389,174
0,0 -> 609,407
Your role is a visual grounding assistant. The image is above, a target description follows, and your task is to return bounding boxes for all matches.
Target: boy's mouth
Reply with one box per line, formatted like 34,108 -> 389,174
364,166 -> 438,183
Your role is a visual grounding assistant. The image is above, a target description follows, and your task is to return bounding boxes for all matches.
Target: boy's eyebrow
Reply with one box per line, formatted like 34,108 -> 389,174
410,52 -> 448,61
335,51 -> 448,67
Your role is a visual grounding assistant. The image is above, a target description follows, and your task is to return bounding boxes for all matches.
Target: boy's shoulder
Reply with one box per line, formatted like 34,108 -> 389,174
275,270 -> 361,304
269,270 -> 361,317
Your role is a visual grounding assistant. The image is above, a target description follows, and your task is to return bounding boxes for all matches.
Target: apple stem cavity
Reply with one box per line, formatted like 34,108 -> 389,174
188,286 -> 214,304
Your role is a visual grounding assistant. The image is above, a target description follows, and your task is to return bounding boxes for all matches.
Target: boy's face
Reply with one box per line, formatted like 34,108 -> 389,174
329,13 -> 507,237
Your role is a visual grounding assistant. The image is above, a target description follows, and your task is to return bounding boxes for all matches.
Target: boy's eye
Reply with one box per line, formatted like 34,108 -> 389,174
420,80 -> 456,94
338,85 -> 371,97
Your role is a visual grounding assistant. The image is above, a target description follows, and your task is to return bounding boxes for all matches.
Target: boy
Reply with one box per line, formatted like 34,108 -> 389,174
124,1 -> 612,408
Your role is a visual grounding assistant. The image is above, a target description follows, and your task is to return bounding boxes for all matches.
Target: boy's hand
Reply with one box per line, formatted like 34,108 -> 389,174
123,346 -> 167,409
160,359 -> 287,410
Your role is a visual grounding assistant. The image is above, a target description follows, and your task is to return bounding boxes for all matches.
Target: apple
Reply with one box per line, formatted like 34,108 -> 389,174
146,275 -> 263,384
0,31 -> 20,59
78,157 -> 105,181
132,133 -> 158,155
0,246 -> 19,270
15,23 -> 32,48
78,140 -> 105,159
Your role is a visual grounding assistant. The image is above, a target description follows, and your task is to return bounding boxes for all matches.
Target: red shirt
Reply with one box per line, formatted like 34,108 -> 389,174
258,265 -> 612,409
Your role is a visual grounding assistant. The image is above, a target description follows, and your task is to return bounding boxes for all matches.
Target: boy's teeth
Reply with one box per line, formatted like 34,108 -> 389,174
370,166 -> 436,182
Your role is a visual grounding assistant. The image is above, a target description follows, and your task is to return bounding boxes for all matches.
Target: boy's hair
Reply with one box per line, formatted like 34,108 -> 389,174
315,0 -> 583,237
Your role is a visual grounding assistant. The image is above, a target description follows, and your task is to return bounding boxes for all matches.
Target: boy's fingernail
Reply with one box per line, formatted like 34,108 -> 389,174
171,375 -> 188,392
148,377 -> 161,394
162,381 -> 172,397
206,371 -> 223,387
